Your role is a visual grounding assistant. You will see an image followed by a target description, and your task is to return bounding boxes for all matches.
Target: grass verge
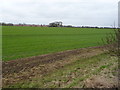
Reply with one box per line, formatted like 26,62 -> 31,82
6,53 -> 118,88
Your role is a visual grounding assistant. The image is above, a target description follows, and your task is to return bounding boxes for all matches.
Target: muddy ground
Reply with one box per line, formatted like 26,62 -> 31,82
2,46 -> 119,88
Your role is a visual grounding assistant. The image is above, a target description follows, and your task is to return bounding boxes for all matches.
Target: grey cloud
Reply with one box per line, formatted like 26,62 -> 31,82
0,0 -> 119,26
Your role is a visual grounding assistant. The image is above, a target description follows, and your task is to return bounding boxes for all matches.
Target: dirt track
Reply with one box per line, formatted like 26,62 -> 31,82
2,46 -> 105,87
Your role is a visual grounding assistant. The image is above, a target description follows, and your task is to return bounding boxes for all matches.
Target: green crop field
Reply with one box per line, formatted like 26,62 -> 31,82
2,26 -> 114,61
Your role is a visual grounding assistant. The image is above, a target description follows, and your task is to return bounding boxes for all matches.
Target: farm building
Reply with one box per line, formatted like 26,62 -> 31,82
49,21 -> 62,27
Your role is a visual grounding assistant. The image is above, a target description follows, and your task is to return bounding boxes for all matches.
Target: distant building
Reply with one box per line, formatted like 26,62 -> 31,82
49,21 -> 62,27
118,1 -> 120,28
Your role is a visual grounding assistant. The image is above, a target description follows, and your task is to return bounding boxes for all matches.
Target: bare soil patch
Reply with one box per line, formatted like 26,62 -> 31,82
85,75 -> 118,88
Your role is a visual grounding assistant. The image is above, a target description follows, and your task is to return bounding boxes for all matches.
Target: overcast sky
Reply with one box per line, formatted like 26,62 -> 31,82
0,0 -> 119,27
